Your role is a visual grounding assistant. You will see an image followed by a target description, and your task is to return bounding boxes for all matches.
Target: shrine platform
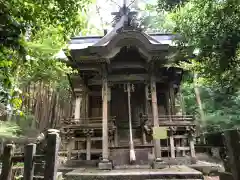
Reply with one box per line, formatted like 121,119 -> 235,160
64,165 -> 204,180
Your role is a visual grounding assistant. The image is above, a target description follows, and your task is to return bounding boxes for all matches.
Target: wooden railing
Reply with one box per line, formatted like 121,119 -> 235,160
0,131 -> 60,180
141,115 -> 195,127
60,116 -> 116,129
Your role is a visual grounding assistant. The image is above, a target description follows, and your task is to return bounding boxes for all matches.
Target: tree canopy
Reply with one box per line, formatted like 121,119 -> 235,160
0,0 -> 91,111
0,0 -> 92,137
169,0 -> 240,91
156,0 -> 240,132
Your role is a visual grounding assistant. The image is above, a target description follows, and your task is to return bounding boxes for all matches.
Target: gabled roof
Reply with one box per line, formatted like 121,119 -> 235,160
57,5 -> 180,60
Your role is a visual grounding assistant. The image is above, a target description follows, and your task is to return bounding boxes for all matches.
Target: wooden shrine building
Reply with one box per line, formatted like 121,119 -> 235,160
60,5 -> 196,170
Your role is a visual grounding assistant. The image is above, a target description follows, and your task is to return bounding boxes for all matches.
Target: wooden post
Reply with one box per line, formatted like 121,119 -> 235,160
166,91 -> 175,158
114,127 -> 118,147
169,129 -> 175,158
85,93 -> 89,123
74,94 -> 82,122
102,72 -> 109,161
67,139 -> 74,160
181,138 -> 186,156
150,75 -> 161,160
85,129 -> 93,161
176,138 -> 181,157
189,134 -> 196,158
223,130 -> 240,180
0,138 -> 4,155
0,144 -> 14,180
98,68 -> 112,170
24,143 -> 36,180
169,83 -> 175,115
142,84 -> 149,145
44,132 -> 61,180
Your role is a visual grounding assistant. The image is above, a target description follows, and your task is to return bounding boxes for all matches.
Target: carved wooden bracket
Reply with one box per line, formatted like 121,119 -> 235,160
83,129 -> 94,137
186,126 -> 196,136
60,128 -> 74,141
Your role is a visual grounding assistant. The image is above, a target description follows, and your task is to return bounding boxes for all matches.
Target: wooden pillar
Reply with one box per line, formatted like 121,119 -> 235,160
101,72 -> 109,161
189,131 -> 196,158
181,138 -> 186,156
176,138 -> 181,157
0,144 -> 14,180
166,91 -> 175,158
169,128 -> 175,158
85,129 -> 93,160
24,143 -> 36,180
150,75 -> 161,160
74,94 -> 82,121
142,84 -> 149,145
85,92 -> 89,121
67,139 -> 74,160
169,83 -> 175,115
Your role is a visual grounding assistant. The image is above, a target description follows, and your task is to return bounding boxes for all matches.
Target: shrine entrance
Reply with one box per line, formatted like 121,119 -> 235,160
111,83 -> 145,145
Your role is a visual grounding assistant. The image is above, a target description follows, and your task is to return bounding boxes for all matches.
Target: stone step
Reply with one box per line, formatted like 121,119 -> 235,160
64,166 -> 204,180
114,164 -> 151,169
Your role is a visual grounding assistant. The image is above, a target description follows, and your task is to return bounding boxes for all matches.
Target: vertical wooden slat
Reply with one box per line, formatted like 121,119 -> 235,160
0,144 -> 14,180
24,143 -> 36,180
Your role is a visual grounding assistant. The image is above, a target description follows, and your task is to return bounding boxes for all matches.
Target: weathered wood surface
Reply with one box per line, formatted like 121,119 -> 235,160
223,130 -> 240,180
24,144 -> 36,180
0,144 -> 14,180
44,132 -> 61,180
0,130 -> 61,180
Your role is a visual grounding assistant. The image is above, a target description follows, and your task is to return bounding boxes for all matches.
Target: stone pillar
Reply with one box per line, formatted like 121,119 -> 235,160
99,70 -> 112,170
150,75 -> 162,168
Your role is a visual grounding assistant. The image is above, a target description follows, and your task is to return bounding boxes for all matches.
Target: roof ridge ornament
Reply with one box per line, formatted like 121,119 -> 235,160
112,0 -> 141,31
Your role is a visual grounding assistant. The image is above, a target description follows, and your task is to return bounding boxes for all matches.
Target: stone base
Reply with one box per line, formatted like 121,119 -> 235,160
98,160 -> 112,170
152,158 -> 165,169
65,165 -> 203,180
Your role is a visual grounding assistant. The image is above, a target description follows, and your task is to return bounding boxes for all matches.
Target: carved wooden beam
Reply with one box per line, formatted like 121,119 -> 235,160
88,74 -> 163,85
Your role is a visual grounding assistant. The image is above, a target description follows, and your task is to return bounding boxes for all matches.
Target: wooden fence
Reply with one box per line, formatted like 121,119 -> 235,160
0,130 -> 61,180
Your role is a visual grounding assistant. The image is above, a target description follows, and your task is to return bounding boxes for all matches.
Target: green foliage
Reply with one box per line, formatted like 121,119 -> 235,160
170,0 -> 240,90
0,121 -> 21,138
156,0 -> 240,132
0,0 -> 92,114
182,73 -> 240,132
158,0 -> 187,11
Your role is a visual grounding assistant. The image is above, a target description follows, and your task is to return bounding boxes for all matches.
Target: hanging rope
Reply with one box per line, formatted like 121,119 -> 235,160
127,83 -> 136,163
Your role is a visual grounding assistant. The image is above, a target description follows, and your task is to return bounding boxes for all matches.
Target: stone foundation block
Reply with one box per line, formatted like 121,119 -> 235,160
98,161 -> 112,170
152,159 -> 165,169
